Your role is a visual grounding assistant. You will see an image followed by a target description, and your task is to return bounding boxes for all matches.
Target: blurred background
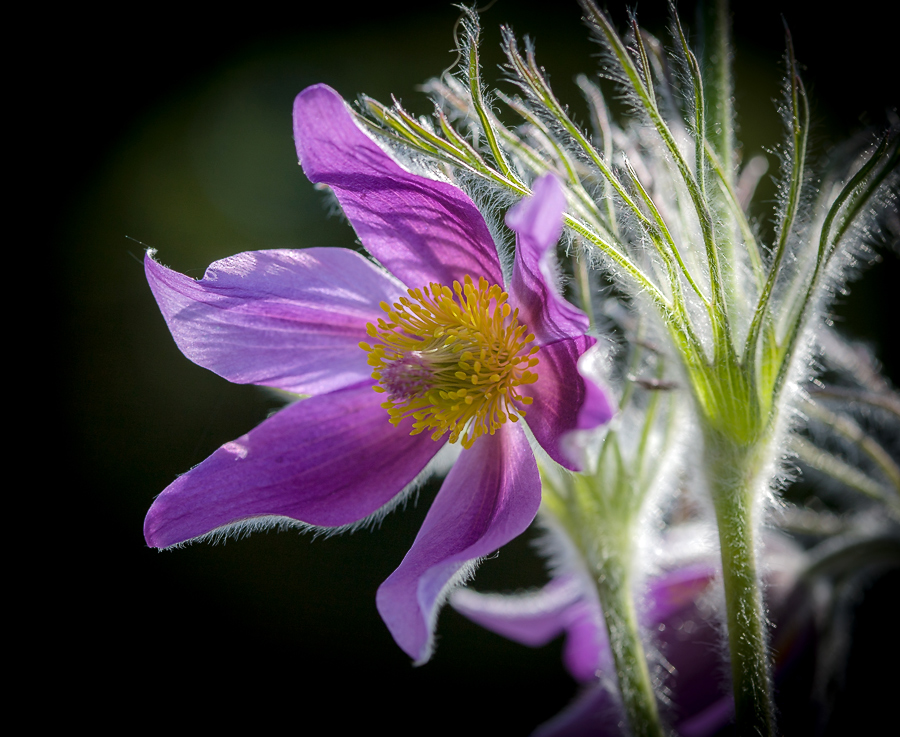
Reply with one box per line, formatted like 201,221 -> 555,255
47,0 -> 896,732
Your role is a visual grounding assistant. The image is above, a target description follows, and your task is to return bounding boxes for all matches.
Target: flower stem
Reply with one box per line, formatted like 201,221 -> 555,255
705,431 -> 775,737
595,553 -> 665,737
544,452 -> 668,737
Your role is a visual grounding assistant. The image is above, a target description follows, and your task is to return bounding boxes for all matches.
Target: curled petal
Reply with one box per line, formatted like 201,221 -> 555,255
525,336 -> 615,471
376,423 -> 541,664
452,576 -> 608,683
146,249 -> 405,396
144,382 -> 443,548
507,174 -> 589,345
574,361 -> 616,432
293,84 -> 504,290
449,575 -> 582,647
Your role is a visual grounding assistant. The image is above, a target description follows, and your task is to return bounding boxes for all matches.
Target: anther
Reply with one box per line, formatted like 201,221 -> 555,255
361,274 -> 540,448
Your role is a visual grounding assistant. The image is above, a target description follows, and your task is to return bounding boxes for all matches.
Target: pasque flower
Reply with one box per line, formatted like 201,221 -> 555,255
452,530 -> 810,737
453,565 -> 720,737
143,84 -> 613,663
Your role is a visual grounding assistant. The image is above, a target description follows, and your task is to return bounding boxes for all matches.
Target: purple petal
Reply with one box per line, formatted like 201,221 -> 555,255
146,249 -> 405,396
449,576 -> 582,647
650,565 -> 732,734
575,360 -> 617,432
144,382 -> 443,548
562,600 -> 611,682
293,84 -> 504,290
507,174 -> 590,345
375,423 -> 541,663
451,573 -> 610,682
643,563 -> 715,624
677,697 -> 735,737
524,336 -> 614,471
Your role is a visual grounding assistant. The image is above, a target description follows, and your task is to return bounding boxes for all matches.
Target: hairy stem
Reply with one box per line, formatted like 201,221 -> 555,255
595,553 -> 666,737
705,430 -> 776,737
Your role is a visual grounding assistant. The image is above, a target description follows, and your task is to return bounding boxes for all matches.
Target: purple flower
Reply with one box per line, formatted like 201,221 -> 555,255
453,564 -> 725,736
143,84 -> 613,663
451,533 -> 811,736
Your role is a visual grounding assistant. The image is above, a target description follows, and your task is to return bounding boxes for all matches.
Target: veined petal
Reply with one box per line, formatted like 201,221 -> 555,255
143,382 -> 443,548
293,84 -> 504,290
375,423 -> 541,664
507,174 -> 589,344
524,335 -> 615,471
146,249 -> 405,396
449,575 -> 583,647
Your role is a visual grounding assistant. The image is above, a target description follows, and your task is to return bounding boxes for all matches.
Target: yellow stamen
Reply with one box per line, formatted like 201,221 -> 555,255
360,275 -> 540,448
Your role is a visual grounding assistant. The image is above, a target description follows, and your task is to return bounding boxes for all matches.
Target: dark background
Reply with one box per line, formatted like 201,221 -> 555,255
42,0 -> 896,733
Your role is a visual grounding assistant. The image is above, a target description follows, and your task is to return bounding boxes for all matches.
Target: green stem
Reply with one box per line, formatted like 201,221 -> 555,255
705,430 -> 775,737
595,554 -> 665,737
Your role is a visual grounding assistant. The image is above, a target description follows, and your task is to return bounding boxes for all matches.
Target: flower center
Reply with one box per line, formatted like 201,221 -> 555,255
359,275 -> 540,448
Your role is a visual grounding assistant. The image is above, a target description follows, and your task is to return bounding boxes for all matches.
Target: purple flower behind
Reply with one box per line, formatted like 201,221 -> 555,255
452,564 -> 723,736
451,533 -> 810,735
143,84 -> 613,663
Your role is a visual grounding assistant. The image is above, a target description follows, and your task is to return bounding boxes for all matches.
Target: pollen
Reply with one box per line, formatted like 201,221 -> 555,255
359,275 -> 540,448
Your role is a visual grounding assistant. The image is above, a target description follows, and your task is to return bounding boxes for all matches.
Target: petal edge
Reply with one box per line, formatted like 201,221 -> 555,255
293,85 -> 504,290
376,423 -> 541,663
144,382 -> 444,548
145,248 -> 405,396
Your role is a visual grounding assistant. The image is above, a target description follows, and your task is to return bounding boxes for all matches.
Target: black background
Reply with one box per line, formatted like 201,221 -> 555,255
37,1 -> 897,733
